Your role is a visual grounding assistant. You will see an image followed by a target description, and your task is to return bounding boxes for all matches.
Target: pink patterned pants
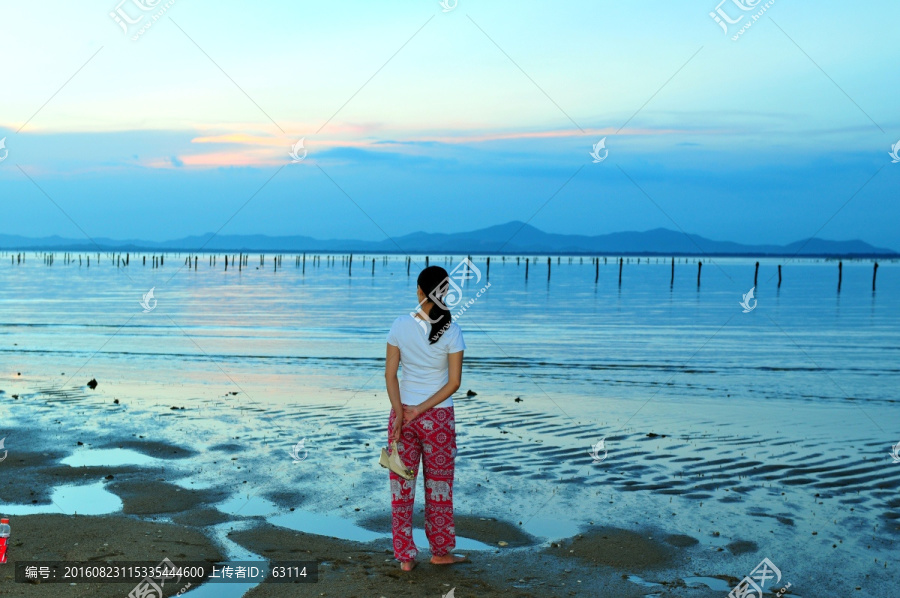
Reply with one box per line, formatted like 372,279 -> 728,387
388,406 -> 456,561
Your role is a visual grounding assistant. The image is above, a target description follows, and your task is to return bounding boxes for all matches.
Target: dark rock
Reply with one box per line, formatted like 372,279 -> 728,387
514,397 -> 523,402
113,399 -> 119,404
87,378 -> 98,390
466,390 -> 477,396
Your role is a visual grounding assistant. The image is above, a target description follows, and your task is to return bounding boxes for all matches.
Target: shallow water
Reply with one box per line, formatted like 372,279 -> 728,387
2,254 -> 897,411
683,576 -> 732,592
60,447 -> 159,468
1,253 -> 898,595
1,480 -> 122,516
217,495 -> 494,550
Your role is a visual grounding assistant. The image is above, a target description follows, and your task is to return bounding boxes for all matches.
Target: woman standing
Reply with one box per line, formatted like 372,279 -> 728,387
385,266 -> 468,571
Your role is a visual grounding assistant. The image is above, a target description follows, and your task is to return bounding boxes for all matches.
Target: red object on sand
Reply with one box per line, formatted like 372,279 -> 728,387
0,518 -> 10,564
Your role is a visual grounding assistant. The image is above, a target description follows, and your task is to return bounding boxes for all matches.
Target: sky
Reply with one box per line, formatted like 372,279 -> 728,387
1,0 -> 898,249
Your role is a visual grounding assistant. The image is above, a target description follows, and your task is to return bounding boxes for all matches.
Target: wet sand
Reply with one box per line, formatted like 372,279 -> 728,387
0,428 -> 731,597
227,522 -> 702,598
2,374 -> 899,596
0,513 -> 225,598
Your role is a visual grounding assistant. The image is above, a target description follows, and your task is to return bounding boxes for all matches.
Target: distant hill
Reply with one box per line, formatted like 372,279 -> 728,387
0,222 -> 895,257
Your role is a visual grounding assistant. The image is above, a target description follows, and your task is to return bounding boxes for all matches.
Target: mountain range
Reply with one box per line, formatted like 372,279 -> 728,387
0,222 -> 895,256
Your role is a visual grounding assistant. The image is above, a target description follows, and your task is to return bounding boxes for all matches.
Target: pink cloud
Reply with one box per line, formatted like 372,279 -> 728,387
158,125 -> 707,169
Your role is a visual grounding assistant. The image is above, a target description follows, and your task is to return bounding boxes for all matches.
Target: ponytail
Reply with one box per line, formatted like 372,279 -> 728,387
417,266 -> 452,344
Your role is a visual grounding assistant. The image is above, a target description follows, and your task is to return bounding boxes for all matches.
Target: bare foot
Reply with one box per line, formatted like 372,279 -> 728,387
400,560 -> 417,571
430,554 -> 468,565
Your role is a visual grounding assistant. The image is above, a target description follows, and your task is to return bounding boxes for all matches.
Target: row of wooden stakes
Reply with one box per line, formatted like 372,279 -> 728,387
5,252 -> 882,290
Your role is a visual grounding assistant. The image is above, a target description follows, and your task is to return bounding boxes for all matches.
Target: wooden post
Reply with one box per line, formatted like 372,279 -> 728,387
302,253 -> 306,274
225,255 -> 228,271
160,255 -> 163,266
618,257 -> 623,286
274,256 -> 277,272
547,257 -> 551,281
407,256 -> 410,277
349,254 -> 353,276
837,261 -> 842,293
873,262 -> 879,291
670,257 -> 675,287
371,258 -> 375,275
426,256 -> 429,267
595,258 -> 599,283
777,265 -> 782,288
754,261 -> 759,287
525,258 -> 529,280
697,261 -> 702,287
486,256 -> 490,279
143,256 -> 146,266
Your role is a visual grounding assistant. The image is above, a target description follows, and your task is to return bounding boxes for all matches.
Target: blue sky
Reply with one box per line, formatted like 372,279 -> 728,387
1,0 -> 898,249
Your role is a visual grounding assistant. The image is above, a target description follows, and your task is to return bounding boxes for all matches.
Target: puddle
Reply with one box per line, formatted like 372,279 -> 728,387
61,448 -> 159,468
684,576 -> 733,592
627,574 -> 663,588
218,495 -> 280,518
270,509 -> 384,543
173,476 -> 223,491
218,495 -> 494,551
182,521 -> 264,598
521,515 -> 581,541
1,480 -> 122,516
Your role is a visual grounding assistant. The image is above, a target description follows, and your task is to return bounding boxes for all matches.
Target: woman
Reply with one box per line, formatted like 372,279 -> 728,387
385,265 -> 468,571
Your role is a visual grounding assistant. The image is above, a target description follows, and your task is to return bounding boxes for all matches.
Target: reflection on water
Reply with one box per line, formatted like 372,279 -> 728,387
2,255 -> 897,411
61,447 -> 159,468
1,480 -> 122,516
1,254 -> 897,596
683,576 -> 733,592
218,495 -> 493,551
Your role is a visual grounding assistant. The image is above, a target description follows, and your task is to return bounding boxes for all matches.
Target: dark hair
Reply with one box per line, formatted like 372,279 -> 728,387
417,266 -> 452,344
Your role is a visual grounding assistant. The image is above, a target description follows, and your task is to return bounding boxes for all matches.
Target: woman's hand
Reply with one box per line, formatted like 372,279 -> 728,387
402,404 -> 422,424
391,412 -> 404,442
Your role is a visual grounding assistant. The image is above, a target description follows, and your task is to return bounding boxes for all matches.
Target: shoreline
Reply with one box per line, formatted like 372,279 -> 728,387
2,371 -> 898,596
1,428 -> 736,597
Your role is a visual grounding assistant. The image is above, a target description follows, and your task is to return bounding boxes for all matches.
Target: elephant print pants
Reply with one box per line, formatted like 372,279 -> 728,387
388,406 -> 456,561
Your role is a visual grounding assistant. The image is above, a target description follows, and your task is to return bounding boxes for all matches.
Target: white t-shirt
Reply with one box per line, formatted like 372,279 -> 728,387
387,314 -> 466,408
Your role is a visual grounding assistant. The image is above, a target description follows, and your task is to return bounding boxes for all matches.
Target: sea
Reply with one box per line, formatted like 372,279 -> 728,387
1,252 -> 898,595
